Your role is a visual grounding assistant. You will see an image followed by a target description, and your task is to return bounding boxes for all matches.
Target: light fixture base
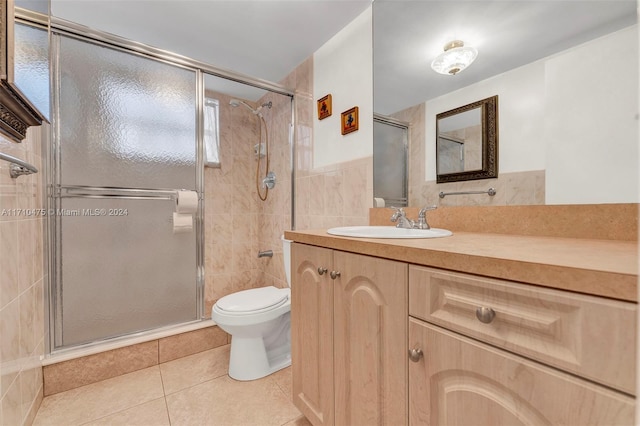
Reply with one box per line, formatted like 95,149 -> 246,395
444,40 -> 464,51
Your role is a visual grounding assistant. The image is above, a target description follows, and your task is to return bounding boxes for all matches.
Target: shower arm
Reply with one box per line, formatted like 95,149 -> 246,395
230,99 -> 272,116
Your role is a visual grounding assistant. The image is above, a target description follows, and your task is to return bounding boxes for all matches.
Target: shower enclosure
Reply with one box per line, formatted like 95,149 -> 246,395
50,33 -> 201,349
47,19 -> 295,353
437,135 -> 465,174
373,114 -> 408,207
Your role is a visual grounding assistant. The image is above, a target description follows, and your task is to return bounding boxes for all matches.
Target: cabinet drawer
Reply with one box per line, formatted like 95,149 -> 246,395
409,319 -> 635,426
409,265 -> 637,395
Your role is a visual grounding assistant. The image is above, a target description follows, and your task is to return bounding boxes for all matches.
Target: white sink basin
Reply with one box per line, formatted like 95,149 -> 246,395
327,226 -> 452,239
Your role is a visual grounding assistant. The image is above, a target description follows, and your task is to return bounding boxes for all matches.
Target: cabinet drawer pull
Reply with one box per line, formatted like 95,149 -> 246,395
409,348 -> 423,362
318,267 -> 328,275
330,271 -> 341,280
476,307 -> 496,324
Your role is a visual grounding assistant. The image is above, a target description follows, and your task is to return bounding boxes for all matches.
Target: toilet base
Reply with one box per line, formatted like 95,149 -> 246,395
229,339 -> 291,381
226,312 -> 291,381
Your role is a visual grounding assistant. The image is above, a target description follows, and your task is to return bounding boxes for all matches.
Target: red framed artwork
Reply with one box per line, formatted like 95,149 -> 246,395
317,94 -> 332,120
341,107 -> 359,135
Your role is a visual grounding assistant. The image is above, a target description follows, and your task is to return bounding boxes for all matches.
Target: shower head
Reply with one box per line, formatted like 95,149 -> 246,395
229,99 -> 272,117
230,98 -> 259,115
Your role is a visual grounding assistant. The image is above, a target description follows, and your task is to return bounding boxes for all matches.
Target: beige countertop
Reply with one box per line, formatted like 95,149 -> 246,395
284,229 -> 639,302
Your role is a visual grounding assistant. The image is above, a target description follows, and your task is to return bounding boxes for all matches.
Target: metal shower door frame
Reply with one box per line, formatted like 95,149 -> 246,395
47,28 -> 204,354
44,16 -> 296,355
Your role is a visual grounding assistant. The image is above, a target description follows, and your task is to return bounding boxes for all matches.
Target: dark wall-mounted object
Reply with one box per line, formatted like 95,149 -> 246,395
436,95 -> 498,183
0,0 -> 47,142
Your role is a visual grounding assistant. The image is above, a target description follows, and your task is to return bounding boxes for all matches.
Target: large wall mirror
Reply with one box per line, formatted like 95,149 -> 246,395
373,1 -> 638,206
436,95 -> 497,183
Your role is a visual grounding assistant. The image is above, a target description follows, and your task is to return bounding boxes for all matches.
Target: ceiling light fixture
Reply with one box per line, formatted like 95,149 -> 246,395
431,40 -> 478,75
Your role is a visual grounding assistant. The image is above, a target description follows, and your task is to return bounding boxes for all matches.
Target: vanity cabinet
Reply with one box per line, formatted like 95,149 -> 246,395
409,319 -> 636,425
408,265 -> 636,425
291,243 -> 408,426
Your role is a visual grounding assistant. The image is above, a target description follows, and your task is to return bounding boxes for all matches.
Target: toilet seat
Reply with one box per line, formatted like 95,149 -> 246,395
216,286 -> 289,315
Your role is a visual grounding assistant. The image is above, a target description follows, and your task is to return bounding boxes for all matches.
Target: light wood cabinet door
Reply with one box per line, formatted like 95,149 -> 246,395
292,243 -> 334,426
334,251 -> 408,426
409,318 -> 635,426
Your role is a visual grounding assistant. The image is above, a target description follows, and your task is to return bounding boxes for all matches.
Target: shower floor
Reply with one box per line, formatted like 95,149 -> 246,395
33,344 -> 309,425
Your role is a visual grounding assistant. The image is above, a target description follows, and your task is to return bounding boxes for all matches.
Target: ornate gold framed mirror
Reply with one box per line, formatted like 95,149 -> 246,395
436,95 -> 498,183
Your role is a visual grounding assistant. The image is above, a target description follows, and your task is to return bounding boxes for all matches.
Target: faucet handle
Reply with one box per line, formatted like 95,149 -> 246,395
418,205 -> 437,217
390,206 -> 405,222
416,205 -> 437,230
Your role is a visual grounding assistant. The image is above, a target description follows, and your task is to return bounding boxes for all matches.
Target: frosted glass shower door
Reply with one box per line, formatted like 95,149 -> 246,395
373,118 -> 408,206
52,34 -> 199,349
59,197 -> 197,347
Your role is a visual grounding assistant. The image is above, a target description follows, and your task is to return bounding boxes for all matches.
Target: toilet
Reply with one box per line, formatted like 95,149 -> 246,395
211,235 -> 292,381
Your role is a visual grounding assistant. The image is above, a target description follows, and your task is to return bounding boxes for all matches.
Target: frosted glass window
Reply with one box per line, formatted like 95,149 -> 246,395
204,98 -> 220,168
14,23 -> 50,120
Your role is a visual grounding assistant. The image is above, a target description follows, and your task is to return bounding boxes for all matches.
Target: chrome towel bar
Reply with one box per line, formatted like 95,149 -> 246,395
439,187 -> 496,198
60,186 -> 180,201
0,152 -> 38,178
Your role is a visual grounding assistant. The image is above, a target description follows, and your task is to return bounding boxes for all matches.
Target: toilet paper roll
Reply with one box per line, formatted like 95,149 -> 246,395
373,197 -> 386,208
173,212 -> 193,234
176,190 -> 198,214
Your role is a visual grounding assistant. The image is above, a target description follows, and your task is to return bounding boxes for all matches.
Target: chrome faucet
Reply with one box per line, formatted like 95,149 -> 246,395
390,207 -> 415,229
390,206 -> 437,229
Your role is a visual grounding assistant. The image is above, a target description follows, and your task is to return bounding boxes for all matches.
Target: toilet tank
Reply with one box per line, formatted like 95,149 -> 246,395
281,234 -> 292,287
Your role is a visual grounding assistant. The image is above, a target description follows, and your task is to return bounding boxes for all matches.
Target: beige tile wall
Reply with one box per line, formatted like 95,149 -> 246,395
392,103 -> 545,208
204,89 -> 261,317
295,157 -> 372,229
0,125 -> 47,426
203,67 -> 297,312
415,170 -> 546,207
293,57 -> 373,230
253,78 -> 295,291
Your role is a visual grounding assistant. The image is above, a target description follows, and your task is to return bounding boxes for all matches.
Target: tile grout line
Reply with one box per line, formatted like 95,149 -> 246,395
158,366 -> 173,425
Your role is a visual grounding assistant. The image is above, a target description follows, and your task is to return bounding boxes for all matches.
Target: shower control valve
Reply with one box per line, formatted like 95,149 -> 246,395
262,171 -> 276,189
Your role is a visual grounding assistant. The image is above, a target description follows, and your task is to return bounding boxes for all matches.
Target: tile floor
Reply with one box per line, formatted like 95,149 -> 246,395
33,344 -> 310,426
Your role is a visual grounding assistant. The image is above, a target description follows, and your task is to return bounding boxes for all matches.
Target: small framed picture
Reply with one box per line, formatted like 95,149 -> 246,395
341,107 -> 359,135
317,94 -> 332,120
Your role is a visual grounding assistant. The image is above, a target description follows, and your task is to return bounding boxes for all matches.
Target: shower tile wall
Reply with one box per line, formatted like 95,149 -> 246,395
204,75 -> 294,313
0,126 -> 47,426
253,86 -> 293,291
293,57 -> 373,230
392,103 -> 546,207
204,55 -> 373,312
204,90 -> 261,316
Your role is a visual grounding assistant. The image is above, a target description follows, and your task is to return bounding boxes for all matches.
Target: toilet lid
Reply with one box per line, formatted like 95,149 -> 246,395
216,286 -> 289,313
